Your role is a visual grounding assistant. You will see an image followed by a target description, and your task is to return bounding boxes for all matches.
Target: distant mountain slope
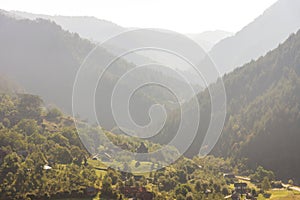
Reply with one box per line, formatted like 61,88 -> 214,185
13,10 -> 232,53
11,10 -> 205,88
0,13 -> 196,141
0,12 -> 94,113
0,13 -> 154,130
187,30 -> 233,51
210,0 -> 300,74
12,11 -> 125,42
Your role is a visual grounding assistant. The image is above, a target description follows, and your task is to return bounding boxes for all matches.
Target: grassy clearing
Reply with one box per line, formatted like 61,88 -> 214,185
99,160 -> 156,176
257,189 -> 300,200
87,158 -> 153,178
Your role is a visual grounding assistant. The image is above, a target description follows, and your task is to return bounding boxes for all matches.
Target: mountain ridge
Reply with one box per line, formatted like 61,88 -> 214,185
187,30 -> 233,51
209,0 -> 300,74
210,29 -> 300,182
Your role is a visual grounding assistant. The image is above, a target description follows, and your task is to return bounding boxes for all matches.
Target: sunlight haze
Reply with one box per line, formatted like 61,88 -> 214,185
2,0 -> 277,33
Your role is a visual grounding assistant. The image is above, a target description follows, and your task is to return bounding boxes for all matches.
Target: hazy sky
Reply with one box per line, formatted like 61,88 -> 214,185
2,0 -> 278,33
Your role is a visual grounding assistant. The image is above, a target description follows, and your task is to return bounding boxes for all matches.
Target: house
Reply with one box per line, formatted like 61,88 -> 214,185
120,186 -> 153,200
205,189 -> 212,195
133,175 -> 144,181
92,155 -> 98,160
271,181 -> 283,188
136,142 -> 148,153
234,182 -> 247,194
223,173 -> 235,179
43,164 -> 52,170
136,142 -> 149,161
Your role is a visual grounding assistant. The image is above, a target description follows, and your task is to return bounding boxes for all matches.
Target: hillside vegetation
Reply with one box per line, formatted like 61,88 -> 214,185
0,91 -> 237,200
211,30 -> 300,183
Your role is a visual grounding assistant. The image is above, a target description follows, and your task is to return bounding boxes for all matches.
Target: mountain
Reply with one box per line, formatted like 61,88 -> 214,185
11,10 -> 205,87
209,0 -> 300,74
0,12 -> 147,130
187,30 -> 233,51
0,12 -> 199,144
157,27 -> 300,183
13,11 -> 232,53
11,10 -> 224,89
180,29 -> 300,183
210,29 -> 300,183
0,12 -> 95,113
12,11 -> 125,42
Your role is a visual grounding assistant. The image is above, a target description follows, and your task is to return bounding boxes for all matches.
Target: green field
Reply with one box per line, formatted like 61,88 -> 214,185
257,189 -> 300,200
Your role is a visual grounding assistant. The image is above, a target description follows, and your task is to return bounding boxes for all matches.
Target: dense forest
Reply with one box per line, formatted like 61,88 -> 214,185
0,93 -> 97,199
172,30 -> 300,183
212,30 -> 300,183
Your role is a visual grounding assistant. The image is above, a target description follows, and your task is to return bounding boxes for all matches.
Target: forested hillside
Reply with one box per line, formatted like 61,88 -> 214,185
0,12 -> 94,113
0,13 -> 189,134
159,28 -> 300,183
0,91 -> 236,200
211,29 -> 300,183
0,93 -> 98,199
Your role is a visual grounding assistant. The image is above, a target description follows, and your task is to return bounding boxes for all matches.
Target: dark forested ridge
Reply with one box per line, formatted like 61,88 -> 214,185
160,29 -> 300,183
210,30 -> 300,182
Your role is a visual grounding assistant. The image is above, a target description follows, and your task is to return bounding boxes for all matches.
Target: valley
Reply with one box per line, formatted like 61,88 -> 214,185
1,1 -> 300,199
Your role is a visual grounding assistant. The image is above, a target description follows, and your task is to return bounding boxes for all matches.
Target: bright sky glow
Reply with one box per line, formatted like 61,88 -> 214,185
1,0 -> 278,33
